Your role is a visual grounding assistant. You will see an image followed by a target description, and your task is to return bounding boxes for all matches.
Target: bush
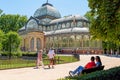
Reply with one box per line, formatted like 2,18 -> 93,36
63,66 -> 120,80
11,51 -> 22,57
1,51 -> 22,57
22,52 -> 37,57
1,51 -> 46,58
42,53 -> 47,58
1,51 -> 8,56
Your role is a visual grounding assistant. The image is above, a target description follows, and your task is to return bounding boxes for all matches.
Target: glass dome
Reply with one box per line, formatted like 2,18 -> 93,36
33,3 -> 61,19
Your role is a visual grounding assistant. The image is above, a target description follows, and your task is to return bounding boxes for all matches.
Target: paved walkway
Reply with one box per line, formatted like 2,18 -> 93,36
0,55 -> 120,80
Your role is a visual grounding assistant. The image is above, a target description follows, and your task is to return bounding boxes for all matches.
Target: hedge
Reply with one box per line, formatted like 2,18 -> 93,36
64,66 -> 120,80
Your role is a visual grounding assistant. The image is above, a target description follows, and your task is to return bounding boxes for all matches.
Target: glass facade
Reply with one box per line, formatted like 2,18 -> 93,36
19,2 -> 103,54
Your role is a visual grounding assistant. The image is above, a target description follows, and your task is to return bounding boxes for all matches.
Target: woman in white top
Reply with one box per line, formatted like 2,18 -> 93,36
47,48 -> 55,68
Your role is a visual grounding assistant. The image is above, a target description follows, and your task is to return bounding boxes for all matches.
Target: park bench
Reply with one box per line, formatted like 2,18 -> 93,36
81,65 -> 105,74
67,66 -> 105,78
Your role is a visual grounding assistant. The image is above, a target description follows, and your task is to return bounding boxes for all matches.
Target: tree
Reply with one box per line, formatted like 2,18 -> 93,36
0,30 -> 4,51
0,9 -> 3,15
0,14 -> 27,33
84,11 -> 95,23
2,31 -> 21,59
84,11 -> 96,39
88,0 -> 120,44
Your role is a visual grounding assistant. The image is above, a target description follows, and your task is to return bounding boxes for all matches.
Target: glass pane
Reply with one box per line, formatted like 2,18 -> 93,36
66,22 -> 70,28
30,38 -> 34,51
36,38 -> 41,50
62,23 -> 66,28
77,21 -> 82,27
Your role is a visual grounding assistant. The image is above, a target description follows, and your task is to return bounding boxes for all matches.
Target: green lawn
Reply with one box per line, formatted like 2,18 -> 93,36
0,55 -> 78,70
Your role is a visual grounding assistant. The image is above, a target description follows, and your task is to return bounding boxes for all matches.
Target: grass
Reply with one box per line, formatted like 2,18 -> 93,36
0,58 -> 35,69
0,55 -> 78,70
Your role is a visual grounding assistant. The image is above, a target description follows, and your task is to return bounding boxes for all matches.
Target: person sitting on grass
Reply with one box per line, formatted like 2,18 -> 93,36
69,56 -> 96,76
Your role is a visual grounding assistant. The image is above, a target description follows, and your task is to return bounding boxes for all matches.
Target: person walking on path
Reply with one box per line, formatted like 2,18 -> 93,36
47,48 -> 55,69
35,49 -> 44,69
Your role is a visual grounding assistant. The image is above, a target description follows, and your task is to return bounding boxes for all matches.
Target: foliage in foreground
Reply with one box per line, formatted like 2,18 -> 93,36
88,0 -> 120,45
60,66 -> 120,80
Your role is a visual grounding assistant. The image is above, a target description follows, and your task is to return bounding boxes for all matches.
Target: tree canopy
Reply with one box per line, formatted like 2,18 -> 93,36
0,9 -> 3,15
0,14 -> 27,33
84,11 -> 95,23
2,31 -> 21,59
0,10 -> 27,55
0,30 -> 4,50
88,0 -> 120,45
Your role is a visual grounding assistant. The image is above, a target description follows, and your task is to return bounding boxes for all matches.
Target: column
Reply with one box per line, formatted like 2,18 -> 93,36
81,35 -> 84,49
34,37 -> 37,51
74,34 -> 76,48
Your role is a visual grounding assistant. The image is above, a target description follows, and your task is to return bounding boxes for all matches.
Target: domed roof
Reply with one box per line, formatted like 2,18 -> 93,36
33,3 -> 61,19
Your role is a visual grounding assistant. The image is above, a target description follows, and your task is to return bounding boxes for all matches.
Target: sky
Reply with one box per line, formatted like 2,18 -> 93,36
0,0 -> 90,18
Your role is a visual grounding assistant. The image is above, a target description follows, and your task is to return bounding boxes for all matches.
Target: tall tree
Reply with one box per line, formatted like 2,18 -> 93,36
0,9 -> 3,15
0,14 -> 27,33
0,30 -> 4,51
2,31 -> 21,59
88,0 -> 120,45
84,11 -> 95,23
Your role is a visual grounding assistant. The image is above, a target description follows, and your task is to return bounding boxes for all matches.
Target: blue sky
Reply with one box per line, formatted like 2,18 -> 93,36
0,0 -> 90,18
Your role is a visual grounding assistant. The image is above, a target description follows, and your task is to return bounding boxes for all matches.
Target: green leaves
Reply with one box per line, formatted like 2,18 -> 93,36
0,9 -> 3,15
0,14 -> 27,33
3,31 -> 21,52
88,0 -> 120,45
0,30 -> 4,50
2,31 -> 22,59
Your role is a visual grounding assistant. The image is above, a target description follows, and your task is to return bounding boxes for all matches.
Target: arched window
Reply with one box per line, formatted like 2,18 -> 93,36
86,22 -> 89,27
62,37 -> 68,47
58,24 -> 61,29
84,35 -> 89,47
62,23 -> 66,28
69,35 -> 74,47
54,25 -> 57,30
47,26 -> 51,31
77,21 -> 83,27
39,25 -> 42,30
76,35 -> 81,47
43,26 -> 46,31
83,22 -> 87,27
51,25 -> 54,30
30,37 -> 34,51
71,22 -> 76,27
36,38 -> 41,50
66,22 -> 70,28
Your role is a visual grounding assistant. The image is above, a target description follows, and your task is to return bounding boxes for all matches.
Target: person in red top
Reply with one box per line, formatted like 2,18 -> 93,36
34,49 -> 44,69
84,58 -> 96,69
69,56 -> 96,76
